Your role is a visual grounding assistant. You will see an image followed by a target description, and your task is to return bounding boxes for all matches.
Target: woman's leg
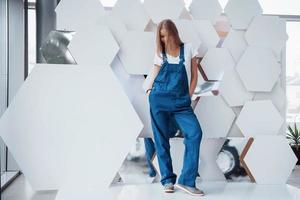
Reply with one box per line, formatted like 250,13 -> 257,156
173,107 -> 203,187
150,108 -> 177,185
144,137 -> 157,177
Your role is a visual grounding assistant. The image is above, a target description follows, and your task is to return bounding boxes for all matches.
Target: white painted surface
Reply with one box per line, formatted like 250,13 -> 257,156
236,46 -> 281,92
224,0 -> 262,30
236,100 -> 284,137
0,65 -> 143,191
189,0 -> 222,24
244,135 -> 298,184
194,96 -> 236,138
200,48 -> 235,80
118,31 -> 155,75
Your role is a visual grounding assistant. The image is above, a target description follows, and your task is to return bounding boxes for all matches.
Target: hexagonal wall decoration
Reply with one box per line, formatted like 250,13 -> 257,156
118,31 -> 155,75
189,0 -> 222,24
222,29 -> 248,62
111,0 -> 150,31
245,16 -> 289,61
236,100 -> 284,137
253,82 -> 286,111
0,65 -> 143,190
200,48 -> 235,80
243,135 -> 297,184
56,0 -> 105,31
236,46 -> 281,92
194,96 -> 236,138
143,0 -> 185,24
68,26 -> 120,66
174,19 -> 202,50
224,0 -> 262,30
192,20 -> 220,57
219,68 -> 254,107
96,14 -> 127,45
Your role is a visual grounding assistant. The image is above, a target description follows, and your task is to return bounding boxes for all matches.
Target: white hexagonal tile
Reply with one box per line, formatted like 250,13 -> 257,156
245,16 -> 289,61
253,82 -> 286,112
224,0 -> 262,30
189,0 -> 222,24
118,31 -> 155,75
194,96 -> 236,138
143,0 -> 185,24
56,0 -> 105,31
236,100 -> 284,137
243,135 -> 297,184
222,29 -> 248,62
68,25 -> 120,66
0,64 -> 143,190
200,48 -> 235,80
96,13 -> 127,45
219,68 -> 254,107
174,19 -> 202,49
236,46 -> 281,92
192,20 -> 220,57
111,0 -> 150,31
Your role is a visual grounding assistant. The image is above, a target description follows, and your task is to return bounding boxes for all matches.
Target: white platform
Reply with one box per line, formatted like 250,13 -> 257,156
109,181 -> 300,200
3,174 -> 300,200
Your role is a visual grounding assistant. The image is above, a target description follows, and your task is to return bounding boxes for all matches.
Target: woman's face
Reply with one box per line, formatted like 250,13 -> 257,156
160,28 -> 169,44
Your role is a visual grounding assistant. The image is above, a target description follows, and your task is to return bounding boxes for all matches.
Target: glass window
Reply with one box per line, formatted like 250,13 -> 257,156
286,21 -> 300,123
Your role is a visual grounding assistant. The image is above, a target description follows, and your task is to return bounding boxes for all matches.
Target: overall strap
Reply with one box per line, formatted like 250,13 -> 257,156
179,43 -> 185,63
162,49 -> 167,63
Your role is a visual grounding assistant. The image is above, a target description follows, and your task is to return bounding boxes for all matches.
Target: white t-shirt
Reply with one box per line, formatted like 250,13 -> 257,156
153,42 -> 199,87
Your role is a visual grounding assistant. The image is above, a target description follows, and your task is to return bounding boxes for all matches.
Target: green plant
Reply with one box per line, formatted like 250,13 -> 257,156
286,123 -> 300,151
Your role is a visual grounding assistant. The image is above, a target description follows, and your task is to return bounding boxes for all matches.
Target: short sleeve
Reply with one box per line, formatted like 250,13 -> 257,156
154,52 -> 163,66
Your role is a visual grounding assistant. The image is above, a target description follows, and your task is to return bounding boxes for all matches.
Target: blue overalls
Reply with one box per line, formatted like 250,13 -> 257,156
149,43 -> 203,187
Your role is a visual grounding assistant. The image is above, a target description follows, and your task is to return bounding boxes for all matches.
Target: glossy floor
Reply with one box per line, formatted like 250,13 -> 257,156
2,172 -> 300,200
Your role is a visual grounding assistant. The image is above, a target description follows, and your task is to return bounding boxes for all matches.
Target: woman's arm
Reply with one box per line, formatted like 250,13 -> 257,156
189,57 -> 198,97
143,64 -> 161,93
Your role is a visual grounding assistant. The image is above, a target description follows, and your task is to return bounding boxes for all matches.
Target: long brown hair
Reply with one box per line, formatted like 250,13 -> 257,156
156,19 -> 182,58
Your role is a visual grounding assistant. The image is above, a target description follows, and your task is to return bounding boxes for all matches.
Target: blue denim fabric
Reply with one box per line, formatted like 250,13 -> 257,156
148,43 -> 203,187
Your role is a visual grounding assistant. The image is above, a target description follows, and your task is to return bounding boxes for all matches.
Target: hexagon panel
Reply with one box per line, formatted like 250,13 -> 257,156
222,29 -> 248,62
200,48 -> 235,80
194,96 -> 236,138
111,0 -> 150,31
0,65 -> 143,190
174,19 -> 202,50
236,46 -> 281,92
253,82 -> 286,111
189,0 -> 222,24
68,26 -> 120,66
224,0 -> 262,30
192,20 -> 220,57
143,0 -> 185,24
118,31 -> 155,75
56,0 -> 105,31
236,100 -> 284,137
245,16 -> 289,60
96,14 -> 127,45
243,135 -> 297,184
219,68 -> 254,107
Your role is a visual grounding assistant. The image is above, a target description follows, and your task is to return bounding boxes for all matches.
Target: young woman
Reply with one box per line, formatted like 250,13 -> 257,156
144,19 -> 205,196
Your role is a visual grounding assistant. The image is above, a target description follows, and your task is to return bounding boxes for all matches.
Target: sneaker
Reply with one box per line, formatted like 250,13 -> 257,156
163,183 -> 175,193
175,183 -> 205,196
